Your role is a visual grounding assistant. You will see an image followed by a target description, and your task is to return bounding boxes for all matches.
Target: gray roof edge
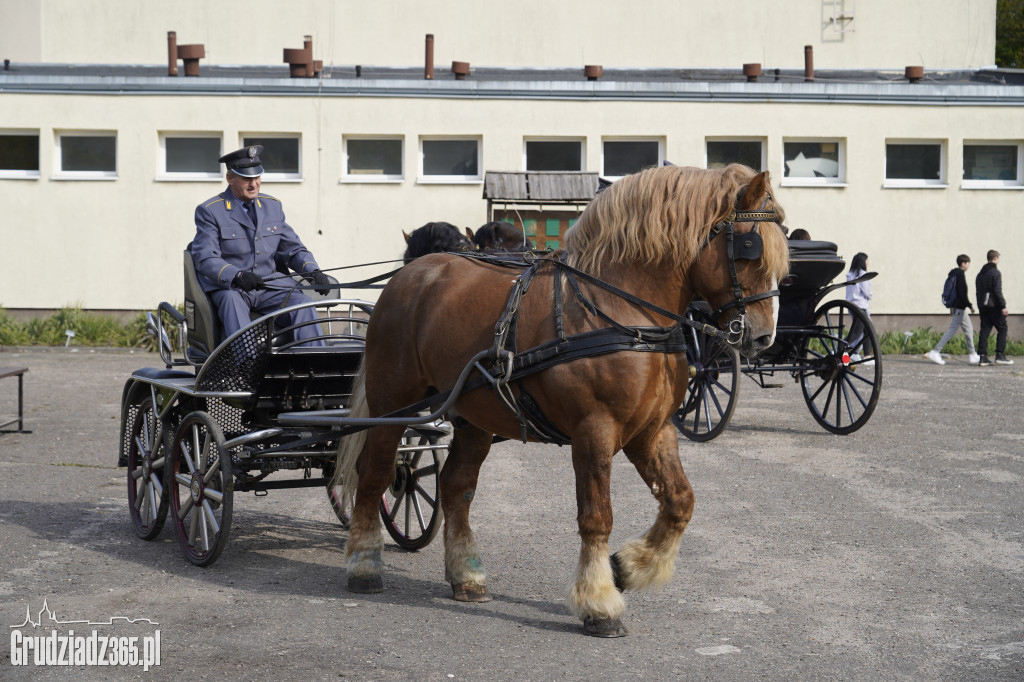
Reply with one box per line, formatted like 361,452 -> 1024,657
4,74 -> 1024,105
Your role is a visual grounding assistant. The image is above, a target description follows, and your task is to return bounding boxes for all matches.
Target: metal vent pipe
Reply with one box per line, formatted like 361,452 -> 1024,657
425,34 -> 434,80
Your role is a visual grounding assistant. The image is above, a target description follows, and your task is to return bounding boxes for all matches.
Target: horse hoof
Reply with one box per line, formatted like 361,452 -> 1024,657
347,575 -> 384,593
583,617 -> 628,638
452,582 -> 492,602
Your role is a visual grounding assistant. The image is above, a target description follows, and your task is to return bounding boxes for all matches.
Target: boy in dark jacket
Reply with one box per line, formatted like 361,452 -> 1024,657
975,249 -> 1013,366
925,254 -> 980,365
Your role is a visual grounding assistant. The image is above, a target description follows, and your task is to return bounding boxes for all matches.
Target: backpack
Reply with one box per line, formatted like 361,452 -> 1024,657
941,273 -> 957,308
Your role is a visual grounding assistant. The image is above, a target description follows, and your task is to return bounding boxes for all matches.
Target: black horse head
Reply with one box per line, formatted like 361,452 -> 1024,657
403,221 -> 474,264
472,221 -> 528,252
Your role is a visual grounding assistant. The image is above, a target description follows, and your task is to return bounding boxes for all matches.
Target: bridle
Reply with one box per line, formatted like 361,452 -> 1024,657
700,196 -> 786,344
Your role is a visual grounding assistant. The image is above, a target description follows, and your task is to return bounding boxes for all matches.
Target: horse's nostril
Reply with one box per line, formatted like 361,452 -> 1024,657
754,334 -> 772,349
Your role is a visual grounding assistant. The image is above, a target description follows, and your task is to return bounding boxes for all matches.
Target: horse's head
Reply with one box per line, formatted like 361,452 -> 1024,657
403,221 -> 474,263
472,221 -> 528,252
691,170 -> 790,358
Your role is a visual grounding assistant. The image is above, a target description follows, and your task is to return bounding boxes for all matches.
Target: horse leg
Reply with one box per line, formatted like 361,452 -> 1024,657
566,432 -> 628,637
613,422 -> 694,592
440,424 -> 493,602
345,424 -> 406,593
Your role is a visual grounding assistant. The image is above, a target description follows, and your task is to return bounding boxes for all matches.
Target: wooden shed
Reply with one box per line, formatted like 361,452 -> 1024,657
483,171 -> 600,250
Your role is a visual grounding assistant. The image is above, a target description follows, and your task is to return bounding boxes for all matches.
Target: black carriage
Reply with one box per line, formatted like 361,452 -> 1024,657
674,239 -> 882,441
117,250 -> 447,566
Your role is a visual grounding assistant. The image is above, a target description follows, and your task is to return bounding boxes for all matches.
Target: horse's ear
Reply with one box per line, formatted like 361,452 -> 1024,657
403,230 -> 411,244
740,171 -> 770,209
465,227 -> 474,240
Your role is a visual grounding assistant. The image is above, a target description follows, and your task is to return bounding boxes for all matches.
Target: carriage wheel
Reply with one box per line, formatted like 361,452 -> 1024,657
799,300 -> 883,435
326,468 -> 350,530
379,428 -> 447,551
168,411 -> 234,566
126,398 -> 169,540
672,314 -> 741,442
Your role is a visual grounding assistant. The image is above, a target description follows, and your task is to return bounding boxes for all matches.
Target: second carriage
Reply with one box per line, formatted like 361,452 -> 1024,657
675,238 -> 883,441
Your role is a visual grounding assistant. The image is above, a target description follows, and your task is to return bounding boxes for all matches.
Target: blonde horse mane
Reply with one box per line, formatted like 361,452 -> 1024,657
564,164 -> 789,281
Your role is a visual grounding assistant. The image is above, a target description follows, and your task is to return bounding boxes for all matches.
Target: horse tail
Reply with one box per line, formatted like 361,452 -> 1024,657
332,360 -> 368,514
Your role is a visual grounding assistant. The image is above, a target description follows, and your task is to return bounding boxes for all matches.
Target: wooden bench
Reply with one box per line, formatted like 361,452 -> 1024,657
0,366 -> 30,434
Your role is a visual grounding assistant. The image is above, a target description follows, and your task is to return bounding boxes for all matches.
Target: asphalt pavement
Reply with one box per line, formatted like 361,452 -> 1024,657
0,347 -> 1022,680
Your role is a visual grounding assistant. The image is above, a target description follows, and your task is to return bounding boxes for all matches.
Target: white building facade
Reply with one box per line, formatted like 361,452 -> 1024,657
0,0 -> 1020,334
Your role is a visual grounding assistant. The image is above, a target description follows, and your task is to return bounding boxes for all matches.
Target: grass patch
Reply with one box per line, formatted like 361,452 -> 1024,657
0,305 -> 181,351
879,326 -> 1024,356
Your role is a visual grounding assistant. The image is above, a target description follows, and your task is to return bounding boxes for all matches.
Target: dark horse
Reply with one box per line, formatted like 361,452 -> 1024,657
402,221 -> 472,263
468,220 -> 528,252
336,164 -> 789,636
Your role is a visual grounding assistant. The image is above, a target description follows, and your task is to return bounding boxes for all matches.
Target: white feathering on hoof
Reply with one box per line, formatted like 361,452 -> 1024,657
614,531 -> 684,591
332,362 -> 368,515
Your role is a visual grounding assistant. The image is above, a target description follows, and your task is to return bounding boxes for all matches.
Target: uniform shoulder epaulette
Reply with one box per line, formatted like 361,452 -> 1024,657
202,196 -> 227,209
257,193 -> 280,202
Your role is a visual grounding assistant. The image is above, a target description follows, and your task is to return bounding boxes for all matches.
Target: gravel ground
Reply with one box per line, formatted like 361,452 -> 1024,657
0,347 -> 1021,680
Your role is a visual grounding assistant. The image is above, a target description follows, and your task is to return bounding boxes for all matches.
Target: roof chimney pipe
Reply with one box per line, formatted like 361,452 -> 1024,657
743,63 -> 761,82
425,34 -> 434,80
584,65 -> 603,81
167,31 -> 178,77
804,45 -> 814,82
904,65 -> 924,83
177,43 -> 205,77
452,60 -> 470,80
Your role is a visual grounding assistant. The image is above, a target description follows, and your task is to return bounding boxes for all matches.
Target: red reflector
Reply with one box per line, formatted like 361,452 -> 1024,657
842,353 -> 851,364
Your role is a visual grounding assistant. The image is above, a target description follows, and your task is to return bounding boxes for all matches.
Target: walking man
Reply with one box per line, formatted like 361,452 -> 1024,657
975,249 -> 1013,366
925,254 -> 980,365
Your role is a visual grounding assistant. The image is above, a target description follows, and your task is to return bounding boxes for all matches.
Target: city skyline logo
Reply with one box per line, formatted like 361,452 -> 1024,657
9,599 -> 161,671
10,599 -> 159,629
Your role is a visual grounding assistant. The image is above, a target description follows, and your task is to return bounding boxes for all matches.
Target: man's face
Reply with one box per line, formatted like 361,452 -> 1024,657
226,172 -> 261,201
961,261 -> 971,271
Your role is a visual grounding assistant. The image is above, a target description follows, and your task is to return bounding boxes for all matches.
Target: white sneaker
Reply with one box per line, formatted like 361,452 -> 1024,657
968,353 -> 981,365
925,350 -> 945,365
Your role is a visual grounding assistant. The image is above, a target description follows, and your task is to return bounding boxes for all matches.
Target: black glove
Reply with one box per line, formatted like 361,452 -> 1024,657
308,270 -> 332,296
234,271 -> 266,292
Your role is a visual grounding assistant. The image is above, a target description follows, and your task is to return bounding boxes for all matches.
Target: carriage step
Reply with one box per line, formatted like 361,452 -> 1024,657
762,383 -> 784,388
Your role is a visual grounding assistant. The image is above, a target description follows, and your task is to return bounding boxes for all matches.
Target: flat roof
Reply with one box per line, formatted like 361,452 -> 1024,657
3,63 -> 1024,105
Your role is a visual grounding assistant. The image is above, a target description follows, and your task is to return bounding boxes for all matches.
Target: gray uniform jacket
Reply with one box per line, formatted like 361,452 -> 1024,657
192,188 -> 319,292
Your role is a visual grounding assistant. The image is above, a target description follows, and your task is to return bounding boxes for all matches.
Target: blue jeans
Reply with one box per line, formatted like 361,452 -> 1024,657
934,308 -> 976,354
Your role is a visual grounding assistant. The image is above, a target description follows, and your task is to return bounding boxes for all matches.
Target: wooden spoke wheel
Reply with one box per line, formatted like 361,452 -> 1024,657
126,398 -> 170,540
799,300 -> 883,435
379,428 -> 446,551
168,411 -> 234,566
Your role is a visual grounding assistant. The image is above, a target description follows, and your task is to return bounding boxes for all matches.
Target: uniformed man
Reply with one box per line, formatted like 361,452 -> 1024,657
191,145 -> 331,345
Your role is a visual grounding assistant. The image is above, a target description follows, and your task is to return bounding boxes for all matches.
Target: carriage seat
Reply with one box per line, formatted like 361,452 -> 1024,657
183,245 -> 220,360
781,240 -> 845,295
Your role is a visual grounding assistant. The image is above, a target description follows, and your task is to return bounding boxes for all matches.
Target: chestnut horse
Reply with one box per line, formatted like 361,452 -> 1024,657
335,164 -> 789,636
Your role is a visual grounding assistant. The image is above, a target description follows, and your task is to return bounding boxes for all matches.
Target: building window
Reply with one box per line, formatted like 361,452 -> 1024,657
962,142 -> 1022,189
420,137 -> 481,182
159,134 -> 221,180
525,139 -> 583,171
782,139 -> 845,185
706,139 -> 765,171
0,131 -> 40,179
602,139 -> 661,177
884,141 -> 946,187
241,135 -> 301,180
55,132 -> 116,179
343,137 -> 403,182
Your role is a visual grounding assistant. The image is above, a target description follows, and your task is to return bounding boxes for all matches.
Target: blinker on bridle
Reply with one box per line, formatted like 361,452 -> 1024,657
701,197 -> 785,344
